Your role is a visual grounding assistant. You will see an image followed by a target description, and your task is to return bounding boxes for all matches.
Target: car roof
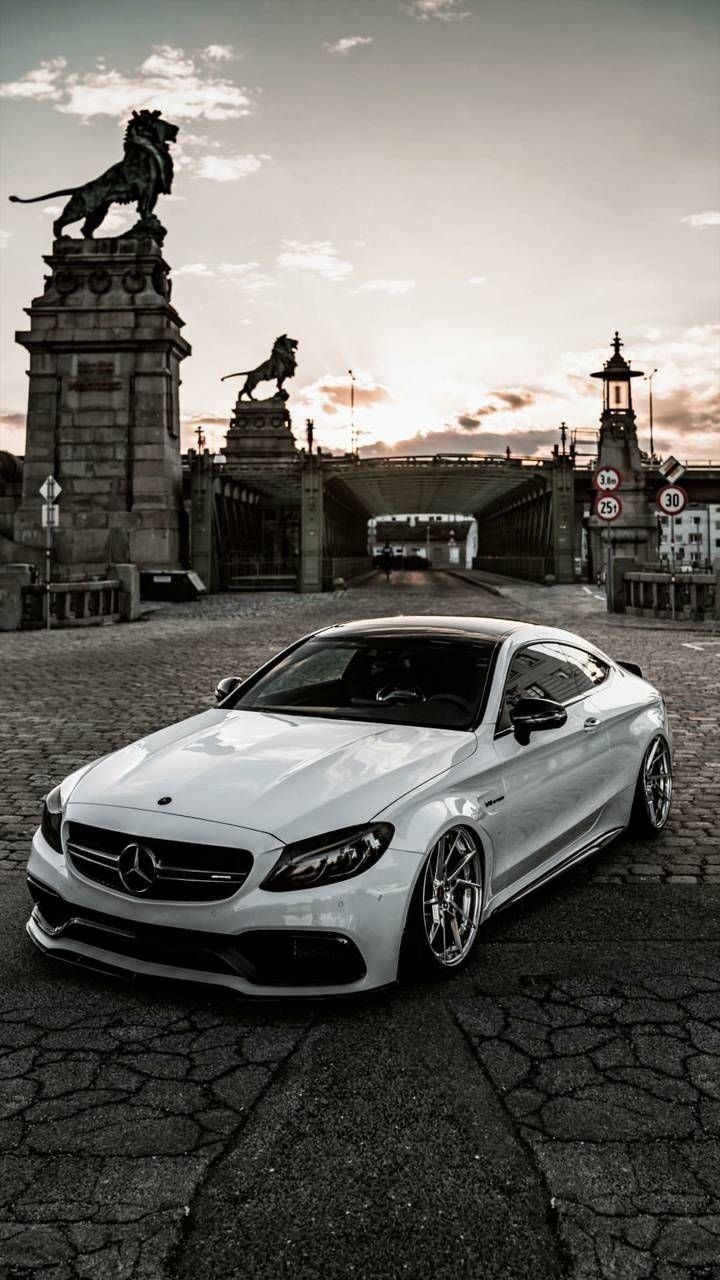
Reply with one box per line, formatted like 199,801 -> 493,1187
317,616 -> 525,642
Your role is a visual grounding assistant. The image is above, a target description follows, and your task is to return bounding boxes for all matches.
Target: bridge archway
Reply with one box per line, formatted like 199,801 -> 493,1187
300,452 -> 576,591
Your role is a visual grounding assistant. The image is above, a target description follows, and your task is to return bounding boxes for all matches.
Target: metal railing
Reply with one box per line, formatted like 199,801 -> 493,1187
624,571 -> 717,621
22,579 -> 121,629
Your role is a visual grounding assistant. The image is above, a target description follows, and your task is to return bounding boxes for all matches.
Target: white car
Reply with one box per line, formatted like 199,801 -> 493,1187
27,616 -> 672,997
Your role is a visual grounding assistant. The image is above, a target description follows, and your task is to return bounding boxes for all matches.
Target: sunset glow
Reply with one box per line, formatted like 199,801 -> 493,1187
1,0 -> 718,462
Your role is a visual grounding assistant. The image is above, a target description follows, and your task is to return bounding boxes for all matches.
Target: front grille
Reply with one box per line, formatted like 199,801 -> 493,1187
66,822 -> 253,902
27,877 -> 366,987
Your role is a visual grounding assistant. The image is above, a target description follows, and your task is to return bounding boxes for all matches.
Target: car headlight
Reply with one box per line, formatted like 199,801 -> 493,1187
260,823 -> 394,892
40,785 -> 63,853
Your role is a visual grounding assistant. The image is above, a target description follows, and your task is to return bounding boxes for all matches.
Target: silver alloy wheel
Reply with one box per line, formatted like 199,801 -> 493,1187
422,828 -> 483,968
643,737 -> 672,829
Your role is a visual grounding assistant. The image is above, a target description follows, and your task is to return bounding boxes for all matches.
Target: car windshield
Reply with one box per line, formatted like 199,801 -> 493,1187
231,635 -> 497,730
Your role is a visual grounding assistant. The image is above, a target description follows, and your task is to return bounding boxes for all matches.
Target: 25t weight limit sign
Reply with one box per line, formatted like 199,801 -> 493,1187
594,494 -> 622,522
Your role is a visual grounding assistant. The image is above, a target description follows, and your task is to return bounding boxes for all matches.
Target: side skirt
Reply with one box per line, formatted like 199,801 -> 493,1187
489,826 -> 626,916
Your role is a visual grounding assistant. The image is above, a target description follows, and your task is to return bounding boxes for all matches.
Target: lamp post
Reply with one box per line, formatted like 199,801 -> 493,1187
348,369 -> 356,454
645,368 -> 658,458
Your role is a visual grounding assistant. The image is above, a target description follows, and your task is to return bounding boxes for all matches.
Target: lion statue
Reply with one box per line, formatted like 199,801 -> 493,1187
222,335 -> 299,400
9,109 -> 178,240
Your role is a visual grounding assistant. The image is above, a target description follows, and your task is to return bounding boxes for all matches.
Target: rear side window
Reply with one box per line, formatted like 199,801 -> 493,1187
553,644 -> 609,696
497,642 -> 609,732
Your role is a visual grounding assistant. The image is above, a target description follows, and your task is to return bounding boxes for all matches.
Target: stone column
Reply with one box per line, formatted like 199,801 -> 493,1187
14,234 -> 191,575
300,453 -> 324,593
588,409 -> 658,577
550,458 -> 575,584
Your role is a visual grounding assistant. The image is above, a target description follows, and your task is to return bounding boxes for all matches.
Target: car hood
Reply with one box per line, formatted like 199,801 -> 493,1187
69,708 -> 476,842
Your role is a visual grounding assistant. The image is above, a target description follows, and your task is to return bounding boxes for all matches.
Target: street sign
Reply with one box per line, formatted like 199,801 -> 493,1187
657,484 -> 688,516
659,456 -> 685,485
593,466 -> 621,492
41,504 -> 60,528
39,475 -> 62,502
594,494 -> 622,522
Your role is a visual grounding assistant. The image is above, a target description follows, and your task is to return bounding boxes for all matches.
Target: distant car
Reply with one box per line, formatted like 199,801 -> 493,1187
27,617 -> 672,997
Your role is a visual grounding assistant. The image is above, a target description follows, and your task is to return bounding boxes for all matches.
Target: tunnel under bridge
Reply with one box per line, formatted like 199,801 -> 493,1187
190,449 -> 578,592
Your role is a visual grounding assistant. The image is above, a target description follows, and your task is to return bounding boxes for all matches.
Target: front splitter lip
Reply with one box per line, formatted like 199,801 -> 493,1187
26,911 -> 390,1001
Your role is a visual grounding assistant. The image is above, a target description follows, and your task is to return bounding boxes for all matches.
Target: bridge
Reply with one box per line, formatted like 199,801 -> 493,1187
188,445 -> 720,594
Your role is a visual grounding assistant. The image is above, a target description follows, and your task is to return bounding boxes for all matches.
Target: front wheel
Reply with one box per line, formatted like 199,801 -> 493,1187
628,736 -> 672,838
400,827 -> 484,981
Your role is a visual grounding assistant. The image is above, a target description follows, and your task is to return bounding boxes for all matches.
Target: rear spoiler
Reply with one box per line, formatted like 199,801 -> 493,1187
617,660 -> 643,678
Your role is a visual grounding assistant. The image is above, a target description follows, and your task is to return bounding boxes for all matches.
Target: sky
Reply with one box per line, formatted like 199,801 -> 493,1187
0,0 -> 718,461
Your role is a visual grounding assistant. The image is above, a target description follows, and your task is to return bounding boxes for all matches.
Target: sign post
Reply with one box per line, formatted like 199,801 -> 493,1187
593,492 -> 622,610
39,475 -> 61,631
656,481 -> 688,622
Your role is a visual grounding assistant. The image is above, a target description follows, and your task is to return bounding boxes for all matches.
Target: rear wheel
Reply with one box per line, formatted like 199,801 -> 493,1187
400,827 -> 484,981
629,736 -> 672,838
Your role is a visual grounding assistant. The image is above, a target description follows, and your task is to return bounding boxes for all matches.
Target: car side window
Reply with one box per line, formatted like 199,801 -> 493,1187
497,642 -> 599,732
553,644 -> 609,696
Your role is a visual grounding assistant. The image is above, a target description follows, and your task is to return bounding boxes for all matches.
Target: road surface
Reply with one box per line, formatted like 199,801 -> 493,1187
1,572 -> 718,1278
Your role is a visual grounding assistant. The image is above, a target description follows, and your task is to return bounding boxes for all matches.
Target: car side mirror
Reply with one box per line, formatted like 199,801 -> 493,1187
215,676 -> 244,704
510,697 -> 567,747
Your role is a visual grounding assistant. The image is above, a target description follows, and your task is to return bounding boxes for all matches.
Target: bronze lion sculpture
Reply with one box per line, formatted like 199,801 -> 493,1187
9,109 -> 178,239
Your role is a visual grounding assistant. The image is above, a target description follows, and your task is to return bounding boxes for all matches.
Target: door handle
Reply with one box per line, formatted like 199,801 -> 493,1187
583,717 -> 601,732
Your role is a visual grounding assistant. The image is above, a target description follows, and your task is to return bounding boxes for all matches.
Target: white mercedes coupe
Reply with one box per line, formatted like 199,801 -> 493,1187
27,616 -> 672,997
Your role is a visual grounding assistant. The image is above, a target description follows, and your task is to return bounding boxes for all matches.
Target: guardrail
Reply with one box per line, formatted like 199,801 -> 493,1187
624,571 -> 717,621
22,579 -> 122,629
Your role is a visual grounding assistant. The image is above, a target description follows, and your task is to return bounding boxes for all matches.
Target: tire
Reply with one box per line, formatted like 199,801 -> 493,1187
399,826 -> 484,982
628,735 -> 672,839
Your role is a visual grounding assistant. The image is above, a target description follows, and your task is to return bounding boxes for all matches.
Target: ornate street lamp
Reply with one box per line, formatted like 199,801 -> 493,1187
591,331 -> 644,416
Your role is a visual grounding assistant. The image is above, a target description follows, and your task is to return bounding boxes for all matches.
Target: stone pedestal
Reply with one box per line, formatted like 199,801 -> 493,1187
589,410 -> 659,579
14,235 -> 190,575
224,393 -> 298,463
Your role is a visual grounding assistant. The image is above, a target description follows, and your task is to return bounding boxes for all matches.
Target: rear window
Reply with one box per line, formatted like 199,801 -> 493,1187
232,635 -> 497,730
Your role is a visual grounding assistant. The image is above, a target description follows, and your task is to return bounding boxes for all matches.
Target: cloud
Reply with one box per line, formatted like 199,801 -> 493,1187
0,57 -> 66,101
0,410 -> 26,452
323,36 -> 373,55
276,240 -> 353,281
681,211 -> 720,230
403,1 -> 469,21
175,262 -> 216,277
467,275 -> 486,285
194,153 -> 267,182
454,389 -> 540,430
180,412 -> 230,451
202,45 -> 235,62
1,46 -> 254,121
362,427 -> 558,457
296,374 -> 392,418
173,260 -> 277,291
355,279 -> 415,295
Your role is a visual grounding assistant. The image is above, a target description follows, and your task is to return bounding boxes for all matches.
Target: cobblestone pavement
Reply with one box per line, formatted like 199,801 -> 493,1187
0,571 -> 718,1278
1,571 -> 717,883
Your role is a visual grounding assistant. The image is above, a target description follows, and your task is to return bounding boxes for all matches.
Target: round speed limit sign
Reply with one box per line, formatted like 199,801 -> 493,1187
593,466 -> 621,492
656,484 -> 688,516
594,494 -> 622,522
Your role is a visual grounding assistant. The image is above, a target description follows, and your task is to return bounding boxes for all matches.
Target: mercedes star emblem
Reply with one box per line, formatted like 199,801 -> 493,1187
118,842 -> 157,895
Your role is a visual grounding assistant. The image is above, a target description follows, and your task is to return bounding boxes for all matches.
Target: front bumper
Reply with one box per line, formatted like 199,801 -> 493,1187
26,809 -> 422,997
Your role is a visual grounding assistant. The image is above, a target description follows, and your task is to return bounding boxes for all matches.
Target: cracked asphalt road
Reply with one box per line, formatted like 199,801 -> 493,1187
1,572 -> 718,1278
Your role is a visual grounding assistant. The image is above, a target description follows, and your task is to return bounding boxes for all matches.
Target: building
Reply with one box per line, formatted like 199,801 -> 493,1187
658,502 -> 720,567
368,513 -> 473,568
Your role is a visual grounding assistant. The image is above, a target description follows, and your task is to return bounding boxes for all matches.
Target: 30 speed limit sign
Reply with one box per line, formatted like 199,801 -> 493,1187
656,484 -> 688,516
593,466 -> 621,492
594,494 -> 622,522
